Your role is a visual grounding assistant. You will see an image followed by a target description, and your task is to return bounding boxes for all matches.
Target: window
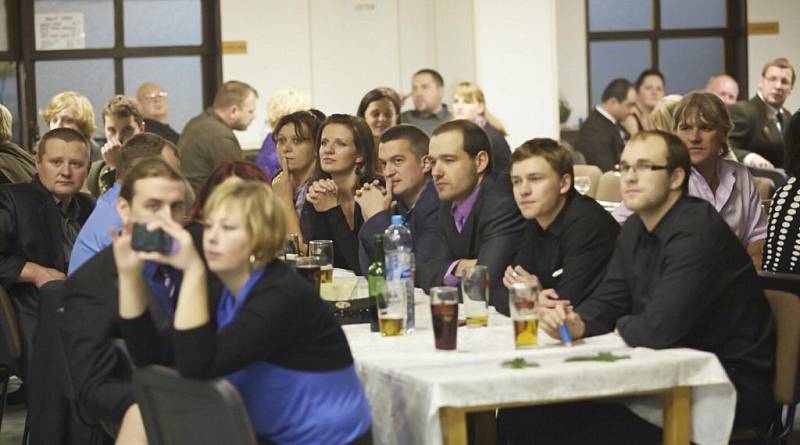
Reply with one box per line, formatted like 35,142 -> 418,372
586,0 -> 747,106
0,0 -> 222,148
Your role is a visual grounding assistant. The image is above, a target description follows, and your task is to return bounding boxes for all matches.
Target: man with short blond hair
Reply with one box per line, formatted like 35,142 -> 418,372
730,57 -> 795,169
179,80 -> 258,192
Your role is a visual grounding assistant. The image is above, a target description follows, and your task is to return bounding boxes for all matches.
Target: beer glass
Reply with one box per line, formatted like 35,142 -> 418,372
461,265 -> 489,327
430,286 -> 459,350
378,288 -> 406,336
295,256 -> 321,294
508,282 -> 539,349
309,240 -> 334,283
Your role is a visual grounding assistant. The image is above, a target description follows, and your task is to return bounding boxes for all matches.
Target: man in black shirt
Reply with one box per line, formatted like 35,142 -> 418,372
499,138 -> 619,315
136,82 -> 181,145
502,130 -> 775,444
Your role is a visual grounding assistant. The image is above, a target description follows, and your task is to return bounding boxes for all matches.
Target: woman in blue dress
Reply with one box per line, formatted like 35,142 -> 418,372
113,180 -> 372,445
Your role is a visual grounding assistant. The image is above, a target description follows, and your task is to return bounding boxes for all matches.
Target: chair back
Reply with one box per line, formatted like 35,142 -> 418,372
573,165 -> 602,198
763,289 -> 800,405
595,171 -> 622,202
134,365 -> 258,445
0,285 -> 21,370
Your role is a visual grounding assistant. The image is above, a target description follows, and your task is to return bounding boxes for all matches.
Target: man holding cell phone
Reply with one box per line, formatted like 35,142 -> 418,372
61,157 -> 212,430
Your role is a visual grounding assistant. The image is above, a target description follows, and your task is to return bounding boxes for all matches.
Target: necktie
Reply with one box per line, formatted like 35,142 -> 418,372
455,213 -> 466,233
777,112 -> 785,134
157,266 -> 177,310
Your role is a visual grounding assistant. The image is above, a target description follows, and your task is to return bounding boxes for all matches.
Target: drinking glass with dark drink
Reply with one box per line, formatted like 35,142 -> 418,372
509,282 -> 539,349
430,286 -> 459,350
296,256 -> 321,294
309,240 -> 334,283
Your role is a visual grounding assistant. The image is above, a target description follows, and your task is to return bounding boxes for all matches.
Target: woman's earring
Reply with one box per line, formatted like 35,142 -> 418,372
249,254 -> 256,266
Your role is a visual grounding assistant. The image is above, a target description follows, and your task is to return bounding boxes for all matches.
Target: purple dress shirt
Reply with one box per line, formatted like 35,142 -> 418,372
443,186 -> 482,286
611,159 -> 767,245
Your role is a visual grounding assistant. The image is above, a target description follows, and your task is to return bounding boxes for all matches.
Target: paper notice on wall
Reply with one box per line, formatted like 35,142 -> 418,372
35,12 -> 86,50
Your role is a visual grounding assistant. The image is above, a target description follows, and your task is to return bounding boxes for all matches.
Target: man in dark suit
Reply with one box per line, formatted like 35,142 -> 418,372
0,127 -> 94,372
419,120 -> 525,312
61,157 -> 197,430
730,57 -> 795,170
356,125 -> 440,280
574,78 -> 637,172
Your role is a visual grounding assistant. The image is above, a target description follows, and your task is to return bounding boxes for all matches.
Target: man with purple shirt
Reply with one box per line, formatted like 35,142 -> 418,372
419,119 -> 525,314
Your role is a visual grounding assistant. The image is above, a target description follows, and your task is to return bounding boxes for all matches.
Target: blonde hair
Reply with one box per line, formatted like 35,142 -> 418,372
266,88 -> 312,128
453,81 -> 507,136
673,91 -> 733,155
0,104 -> 12,143
40,91 -> 97,139
649,94 -> 683,133
203,180 -> 287,263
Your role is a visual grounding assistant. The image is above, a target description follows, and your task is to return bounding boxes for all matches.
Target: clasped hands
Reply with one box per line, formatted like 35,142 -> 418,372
354,180 -> 396,220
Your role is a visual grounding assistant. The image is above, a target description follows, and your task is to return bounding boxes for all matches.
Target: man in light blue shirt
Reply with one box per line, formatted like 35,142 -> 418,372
68,133 -> 180,274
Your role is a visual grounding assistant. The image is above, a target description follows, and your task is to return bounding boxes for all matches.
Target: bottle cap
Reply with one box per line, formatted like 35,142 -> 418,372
391,215 -> 403,225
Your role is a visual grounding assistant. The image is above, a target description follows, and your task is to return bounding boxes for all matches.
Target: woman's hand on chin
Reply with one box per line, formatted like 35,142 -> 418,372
136,218 -> 204,272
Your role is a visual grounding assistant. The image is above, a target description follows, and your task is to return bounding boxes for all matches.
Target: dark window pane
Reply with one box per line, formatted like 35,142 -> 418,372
0,0 -> 8,51
34,0 -> 114,50
35,59 -> 114,139
123,56 -> 202,132
588,0 -> 652,32
589,40 -> 651,107
659,37 -> 723,95
124,0 -> 202,47
1,62 -> 21,145
661,0 -> 726,29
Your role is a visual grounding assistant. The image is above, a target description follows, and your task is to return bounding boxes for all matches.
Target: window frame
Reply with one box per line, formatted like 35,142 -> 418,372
584,0 -> 748,106
1,0 -> 222,148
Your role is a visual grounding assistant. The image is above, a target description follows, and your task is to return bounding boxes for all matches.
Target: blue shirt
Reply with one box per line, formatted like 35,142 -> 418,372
68,184 -> 122,275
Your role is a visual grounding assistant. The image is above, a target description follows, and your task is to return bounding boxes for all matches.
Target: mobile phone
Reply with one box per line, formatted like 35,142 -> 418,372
131,223 -> 173,254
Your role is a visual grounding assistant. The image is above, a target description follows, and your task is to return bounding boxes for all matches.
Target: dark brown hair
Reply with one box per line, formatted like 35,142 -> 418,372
38,127 -> 90,161
313,114 -> 380,191
356,87 -> 401,119
117,133 -> 178,180
511,138 -> 574,185
212,80 -> 259,109
119,156 -> 184,202
431,119 -> 493,172
379,124 -> 430,158
630,130 -> 691,194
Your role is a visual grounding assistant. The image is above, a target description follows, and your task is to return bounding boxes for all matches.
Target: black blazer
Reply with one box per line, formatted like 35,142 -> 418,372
729,95 -> 792,168
60,228 -> 214,424
419,173 -> 526,312
0,176 -> 94,369
574,109 -> 626,172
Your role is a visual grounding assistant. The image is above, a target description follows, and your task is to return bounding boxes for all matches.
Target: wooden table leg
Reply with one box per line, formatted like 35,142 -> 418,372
472,411 -> 497,445
662,386 -> 691,445
440,407 -> 468,445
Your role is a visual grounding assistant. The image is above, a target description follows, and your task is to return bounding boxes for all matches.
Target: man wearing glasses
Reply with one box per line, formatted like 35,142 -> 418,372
136,82 -> 180,145
500,131 -> 776,444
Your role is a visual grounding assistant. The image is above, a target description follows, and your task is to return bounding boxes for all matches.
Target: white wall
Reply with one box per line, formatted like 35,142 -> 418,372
747,0 -> 800,113
474,0 -> 559,145
554,0 -> 800,130
220,0 -> 558,149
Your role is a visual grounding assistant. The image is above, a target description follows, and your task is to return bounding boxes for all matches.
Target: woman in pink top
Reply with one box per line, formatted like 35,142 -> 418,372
613,92 -> 766,264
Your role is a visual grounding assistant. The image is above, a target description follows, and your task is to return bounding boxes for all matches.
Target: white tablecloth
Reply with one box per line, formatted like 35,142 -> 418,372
343,294 -> 736,445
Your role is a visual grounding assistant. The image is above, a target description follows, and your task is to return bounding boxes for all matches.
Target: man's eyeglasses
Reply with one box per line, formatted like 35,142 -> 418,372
143,91 -> 168,100
616,162 -> 669,174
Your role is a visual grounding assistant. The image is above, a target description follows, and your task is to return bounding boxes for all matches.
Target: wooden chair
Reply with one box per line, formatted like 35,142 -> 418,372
573,165 -> 602,198
595,171 -> 622,202
134,365 -> 258,445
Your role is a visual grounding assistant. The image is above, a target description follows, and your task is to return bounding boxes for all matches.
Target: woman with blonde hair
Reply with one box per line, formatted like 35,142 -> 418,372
114,180 -> 372,445
452,81 -> 510,172
648,94 -> 683,133
41,91 -> 101,160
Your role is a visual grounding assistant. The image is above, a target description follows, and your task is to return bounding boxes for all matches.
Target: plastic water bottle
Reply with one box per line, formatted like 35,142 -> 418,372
384,215 -> 415,333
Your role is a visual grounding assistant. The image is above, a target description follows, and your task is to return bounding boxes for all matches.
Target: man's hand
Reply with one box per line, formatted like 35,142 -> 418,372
306,179 -> 339,212
745,153 -> 775,169
355,180 -> 393,220
454,259 -> 478,277
502,265 -> 542,290
539,303 -> 585,341
20,262 -> 66,288
101,135 -> 123,168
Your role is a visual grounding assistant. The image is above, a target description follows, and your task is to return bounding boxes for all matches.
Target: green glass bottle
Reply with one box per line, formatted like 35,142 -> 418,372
367,234 -> 386,332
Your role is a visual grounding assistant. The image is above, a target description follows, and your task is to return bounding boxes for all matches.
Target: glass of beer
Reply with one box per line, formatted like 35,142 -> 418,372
309,240 -> 334,283
461,265 -> 489,327
509,282 -> 539,349
430,286 -> 458,350
378,288 -> 406,336
295,256 -> 321,295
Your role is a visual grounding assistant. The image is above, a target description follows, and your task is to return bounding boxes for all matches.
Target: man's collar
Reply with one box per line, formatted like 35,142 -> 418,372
534,191 -> 575,236
413,104 -> 450,119
595,105 -> 617,125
